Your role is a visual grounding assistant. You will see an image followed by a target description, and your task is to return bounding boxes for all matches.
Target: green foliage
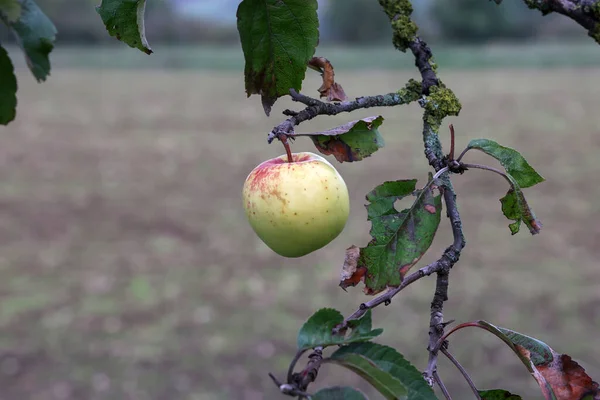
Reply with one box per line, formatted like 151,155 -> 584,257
296,308 -> 382,351
0,46 -> 17,125
0,0 -> 56,124
466,139 -> 545,188
294,116 -> 385,163
312,386 -> 368,400
358,177 -> 442,294
328,342 -> 437,400
4,0 -> 57,82
479,389 -> 523,399
96,0 -> 152,54
431,0 -> 540,43
500,185 -> 541,235
0,0 -> 21,22
236,0 -> 319,116
465,139 -> 544,234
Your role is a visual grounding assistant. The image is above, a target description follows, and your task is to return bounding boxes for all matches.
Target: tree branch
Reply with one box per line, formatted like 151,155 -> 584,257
267,85 -> 421,143
333,244 -> 461,335
377,0 -> 466,389
520,0 -> 600,44
283,1 -> 466,396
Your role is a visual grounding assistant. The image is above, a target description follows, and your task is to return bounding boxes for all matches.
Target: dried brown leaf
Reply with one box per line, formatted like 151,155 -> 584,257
339,245 -> 366,290
308,56 -> 348,102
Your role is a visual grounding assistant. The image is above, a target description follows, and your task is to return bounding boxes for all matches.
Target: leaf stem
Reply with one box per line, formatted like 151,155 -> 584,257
433,322 -> 482,352
441,348 -> 481,400
433,370 -> 453,400
455,147 -> 470,163
432,166 -> 449,182
461,163 -> 513,186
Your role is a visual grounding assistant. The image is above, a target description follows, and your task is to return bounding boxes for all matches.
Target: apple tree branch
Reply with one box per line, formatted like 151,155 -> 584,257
517,0 -> 600,43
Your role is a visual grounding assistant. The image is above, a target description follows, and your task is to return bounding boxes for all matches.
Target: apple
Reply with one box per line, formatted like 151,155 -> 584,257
242,152 -> 350,258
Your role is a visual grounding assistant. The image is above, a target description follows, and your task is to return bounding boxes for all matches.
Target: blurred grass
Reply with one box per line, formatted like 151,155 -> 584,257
0,46 -> 599,399
5,41 -> 600,71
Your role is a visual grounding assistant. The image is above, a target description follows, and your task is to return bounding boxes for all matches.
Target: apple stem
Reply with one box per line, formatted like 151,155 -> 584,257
280,134 -> 294,163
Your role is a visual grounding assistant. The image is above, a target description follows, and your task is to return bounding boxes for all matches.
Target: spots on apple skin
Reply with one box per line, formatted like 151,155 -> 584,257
246,166 -> 281,193
269,187 -> 287,205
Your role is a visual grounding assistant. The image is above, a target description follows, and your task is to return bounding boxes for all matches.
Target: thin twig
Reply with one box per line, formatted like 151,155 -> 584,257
287,349 -> 307,383
267,88 -> 421,143
448,124 -> 456,161
441,348 -> 481,400
334,246 -> 458,334
268,373 -> 312,398
290,347 -> 323,394
433,370 -> 453,400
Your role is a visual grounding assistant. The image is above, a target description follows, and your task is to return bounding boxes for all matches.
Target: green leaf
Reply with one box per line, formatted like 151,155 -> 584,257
297,308 -> 382,351
466,139 -> 544,188
0,0 -> 21,22
96,0 -> 152,55
329,342 -> 437,400
326,353 -> 406,399
466,321 -> 599,400
236,0 -> 319,116
312,386 -> 368,400
499,175 -> 542,235
293,116 -> 385,163
0,45 -> 17,125
4,0 -> 56,82
358,176 -> 442,295
478,389 -> 523,399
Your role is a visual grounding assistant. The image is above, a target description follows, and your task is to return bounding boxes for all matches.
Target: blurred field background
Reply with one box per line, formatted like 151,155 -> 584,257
1,1 -> 600,399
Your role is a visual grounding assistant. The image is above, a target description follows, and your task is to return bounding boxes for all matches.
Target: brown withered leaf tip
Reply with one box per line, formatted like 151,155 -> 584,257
537,354 -> 600,400
308,57 -> 348,102
339,245 -> 366,291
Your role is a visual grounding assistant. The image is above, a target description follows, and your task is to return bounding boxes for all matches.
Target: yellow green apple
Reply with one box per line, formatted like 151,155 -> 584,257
242,152 -> 350,258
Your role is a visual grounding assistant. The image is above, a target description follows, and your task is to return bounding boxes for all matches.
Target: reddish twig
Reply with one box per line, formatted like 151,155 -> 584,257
448,124 -> 456,161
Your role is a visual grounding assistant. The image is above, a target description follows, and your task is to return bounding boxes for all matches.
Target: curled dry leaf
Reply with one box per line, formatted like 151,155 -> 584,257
308,56 -> 348,102
339,245 -> 366,290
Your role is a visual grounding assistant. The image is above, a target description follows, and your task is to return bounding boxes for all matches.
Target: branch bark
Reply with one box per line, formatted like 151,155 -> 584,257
279,0 -> 467,396
377,0 -> 465,387
521,0 -> 600,44
267,85 -> 421,143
